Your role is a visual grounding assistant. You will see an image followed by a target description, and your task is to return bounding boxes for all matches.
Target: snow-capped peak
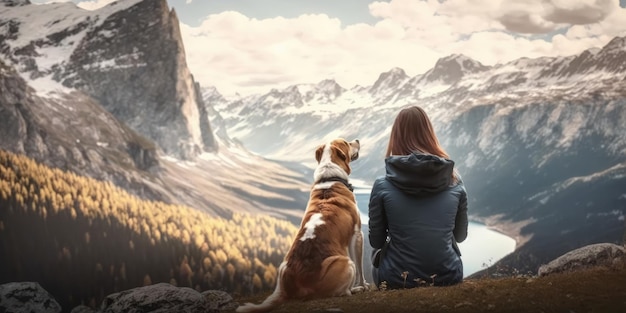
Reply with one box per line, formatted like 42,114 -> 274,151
602,36 -> 626,53
421,54 -> 490,85
0,0 -> 146,94
316,78 -> 343,92
202,85 -> 226,103
369,67 -> 409,95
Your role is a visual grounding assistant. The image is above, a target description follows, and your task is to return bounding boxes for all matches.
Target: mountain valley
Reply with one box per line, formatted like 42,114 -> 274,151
0,0 -> 625,309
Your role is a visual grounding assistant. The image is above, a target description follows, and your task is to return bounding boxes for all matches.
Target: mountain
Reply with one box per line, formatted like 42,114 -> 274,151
0,58 -> 165,199
420,53 -> 491,85
0,0 -> 212,160
369,67 -> 409,96
0,0 -> 310,221
206,37 -> 626,273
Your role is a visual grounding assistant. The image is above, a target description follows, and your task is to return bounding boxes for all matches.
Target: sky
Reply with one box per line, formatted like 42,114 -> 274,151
29,0 -> 626,97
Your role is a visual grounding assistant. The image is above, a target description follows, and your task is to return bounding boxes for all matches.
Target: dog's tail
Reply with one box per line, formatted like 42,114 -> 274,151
236,262 -> 288,313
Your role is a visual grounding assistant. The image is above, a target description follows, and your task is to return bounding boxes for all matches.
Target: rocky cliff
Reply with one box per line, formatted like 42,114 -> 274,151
0,58 -> 167,201
0,0 -> 215,159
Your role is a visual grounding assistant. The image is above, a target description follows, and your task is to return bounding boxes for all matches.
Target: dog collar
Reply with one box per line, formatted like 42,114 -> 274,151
318,177 -> 354,192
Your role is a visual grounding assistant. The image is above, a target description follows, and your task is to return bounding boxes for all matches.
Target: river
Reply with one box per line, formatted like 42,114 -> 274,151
354,189 -> 516,278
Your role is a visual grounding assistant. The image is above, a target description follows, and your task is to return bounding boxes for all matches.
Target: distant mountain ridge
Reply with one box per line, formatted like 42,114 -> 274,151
206,36 -> 626,273
209,36 -> 626,168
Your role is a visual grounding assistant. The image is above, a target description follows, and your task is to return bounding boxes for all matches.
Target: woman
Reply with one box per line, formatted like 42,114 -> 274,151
368,105 -> 468,289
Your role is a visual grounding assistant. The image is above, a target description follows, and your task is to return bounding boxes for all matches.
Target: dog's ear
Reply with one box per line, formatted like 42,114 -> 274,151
315,145 -> 325,163
331,145 -> 348,162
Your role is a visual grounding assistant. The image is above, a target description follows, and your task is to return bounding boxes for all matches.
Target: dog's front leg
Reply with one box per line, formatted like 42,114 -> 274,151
349,225 -> 370,292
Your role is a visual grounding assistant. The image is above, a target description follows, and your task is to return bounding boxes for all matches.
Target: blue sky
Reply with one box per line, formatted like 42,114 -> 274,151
28,0 -> 626,97
168,0 -> 385,27
32,0 -> 387,26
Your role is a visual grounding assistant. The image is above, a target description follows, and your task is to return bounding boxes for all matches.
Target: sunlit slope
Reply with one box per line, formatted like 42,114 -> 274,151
158,144 -> 311,224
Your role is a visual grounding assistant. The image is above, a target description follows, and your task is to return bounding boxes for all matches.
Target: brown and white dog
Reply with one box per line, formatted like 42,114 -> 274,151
236,138 -> 369,313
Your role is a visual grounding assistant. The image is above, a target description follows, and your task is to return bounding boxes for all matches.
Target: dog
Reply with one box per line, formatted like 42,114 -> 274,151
236,138 -> 369,313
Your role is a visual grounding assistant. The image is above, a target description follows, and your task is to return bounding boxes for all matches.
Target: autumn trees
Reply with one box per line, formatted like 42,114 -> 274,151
0,149 -> 297,309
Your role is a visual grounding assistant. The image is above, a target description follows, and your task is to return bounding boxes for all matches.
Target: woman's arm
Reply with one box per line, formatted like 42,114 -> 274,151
368,179 -> 388,249
453,185 -> 468,243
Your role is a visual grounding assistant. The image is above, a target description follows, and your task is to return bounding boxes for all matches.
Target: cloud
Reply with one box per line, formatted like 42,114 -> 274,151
544,0 -> 614,24
180,0 -> 626,97
492,0 -> 616,34
498,11 -> 557,34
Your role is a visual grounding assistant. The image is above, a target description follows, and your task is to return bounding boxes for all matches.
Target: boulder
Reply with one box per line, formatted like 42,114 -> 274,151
538,243 -> 625,276
0,282 -> 62,313
99,283 -> 226,313
70,305 -> 98,313
202,290 -> 239,311
0,281 -> 240,312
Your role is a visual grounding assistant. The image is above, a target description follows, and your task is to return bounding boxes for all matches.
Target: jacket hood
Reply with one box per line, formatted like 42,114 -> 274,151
385,152 -> 454,196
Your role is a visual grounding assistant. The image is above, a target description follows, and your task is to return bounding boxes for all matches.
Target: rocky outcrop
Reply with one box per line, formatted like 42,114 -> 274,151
98,283 -> 236,313
0,0 -> 216,160
62,0 -> 215,159
195,81 -> 217,153
538,243 -> 625,276
0,58 -> 165,201
0,282 -> 238,313
0,282 -> 62,313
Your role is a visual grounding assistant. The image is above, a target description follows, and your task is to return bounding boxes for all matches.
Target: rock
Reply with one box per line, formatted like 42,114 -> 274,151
0,282 -> 239,313
202,290 -> 239,311
0,282 -> 62,313
99,283 -> 221,313
64,0 -> 216,159
71,305 -> 98,313
538,243 -> 625,276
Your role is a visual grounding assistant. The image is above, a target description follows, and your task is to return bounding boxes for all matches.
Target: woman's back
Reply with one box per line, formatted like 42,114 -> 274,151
369,153 -> 467,288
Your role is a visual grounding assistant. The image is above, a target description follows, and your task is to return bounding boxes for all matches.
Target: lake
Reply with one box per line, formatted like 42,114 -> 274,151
354,189 -> 516,278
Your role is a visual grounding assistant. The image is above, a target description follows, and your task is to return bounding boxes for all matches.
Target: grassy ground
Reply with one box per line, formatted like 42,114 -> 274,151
231,260 -> 626,313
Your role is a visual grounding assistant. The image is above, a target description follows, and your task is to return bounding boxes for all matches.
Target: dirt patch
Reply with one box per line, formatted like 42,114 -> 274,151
231,260 -> 626,313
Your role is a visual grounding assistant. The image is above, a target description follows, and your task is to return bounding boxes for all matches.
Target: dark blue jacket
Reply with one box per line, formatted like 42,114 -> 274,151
368,152 -> 468,288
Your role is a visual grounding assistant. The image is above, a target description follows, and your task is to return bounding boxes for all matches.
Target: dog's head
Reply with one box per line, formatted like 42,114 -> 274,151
314,138 -> 360,178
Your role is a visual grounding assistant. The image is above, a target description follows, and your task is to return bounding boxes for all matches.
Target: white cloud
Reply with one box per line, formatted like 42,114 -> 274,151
180,0 -> 626,97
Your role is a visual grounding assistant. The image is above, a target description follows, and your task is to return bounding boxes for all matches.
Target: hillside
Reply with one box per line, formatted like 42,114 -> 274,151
233,260 -> 626,313
0,149 -> 298,310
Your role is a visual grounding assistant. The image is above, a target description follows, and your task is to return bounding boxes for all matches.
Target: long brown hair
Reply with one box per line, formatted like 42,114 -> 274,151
386,105 -> 458,183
